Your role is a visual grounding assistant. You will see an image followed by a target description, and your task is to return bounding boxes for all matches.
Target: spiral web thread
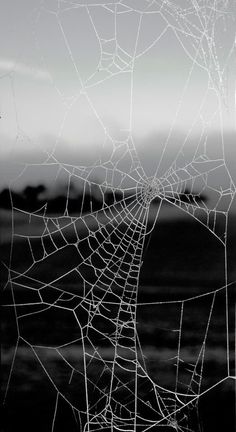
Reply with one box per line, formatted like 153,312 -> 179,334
1,1 -> 236,431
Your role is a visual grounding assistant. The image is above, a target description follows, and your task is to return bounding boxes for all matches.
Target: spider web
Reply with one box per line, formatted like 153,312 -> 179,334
1,1 -> 236,432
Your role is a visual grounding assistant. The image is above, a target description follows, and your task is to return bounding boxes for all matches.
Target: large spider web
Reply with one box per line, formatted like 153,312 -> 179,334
1,1 -> 236,431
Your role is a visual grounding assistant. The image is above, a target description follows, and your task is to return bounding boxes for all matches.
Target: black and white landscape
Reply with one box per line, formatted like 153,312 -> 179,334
1,1 -> 235,432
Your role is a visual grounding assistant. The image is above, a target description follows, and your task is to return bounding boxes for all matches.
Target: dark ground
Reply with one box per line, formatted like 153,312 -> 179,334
1,208 -> 235,432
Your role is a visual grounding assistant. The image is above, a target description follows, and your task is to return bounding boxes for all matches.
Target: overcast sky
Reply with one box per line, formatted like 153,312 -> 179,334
0,0 -> 235,189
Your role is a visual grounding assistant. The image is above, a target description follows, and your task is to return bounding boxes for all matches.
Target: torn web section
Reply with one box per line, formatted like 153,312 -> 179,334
158,153 -> 235,244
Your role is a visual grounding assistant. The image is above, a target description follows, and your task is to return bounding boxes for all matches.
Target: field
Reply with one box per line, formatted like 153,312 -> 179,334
1,206 -> 235,432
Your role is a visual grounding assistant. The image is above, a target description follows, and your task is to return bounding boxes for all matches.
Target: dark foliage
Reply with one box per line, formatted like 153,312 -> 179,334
0,184 -> 207,215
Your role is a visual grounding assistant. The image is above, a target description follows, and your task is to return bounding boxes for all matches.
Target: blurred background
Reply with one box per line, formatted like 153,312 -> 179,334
1,1 -> 235,431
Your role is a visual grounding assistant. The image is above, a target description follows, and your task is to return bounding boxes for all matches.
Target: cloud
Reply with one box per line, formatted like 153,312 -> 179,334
0,58 -> 50,82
